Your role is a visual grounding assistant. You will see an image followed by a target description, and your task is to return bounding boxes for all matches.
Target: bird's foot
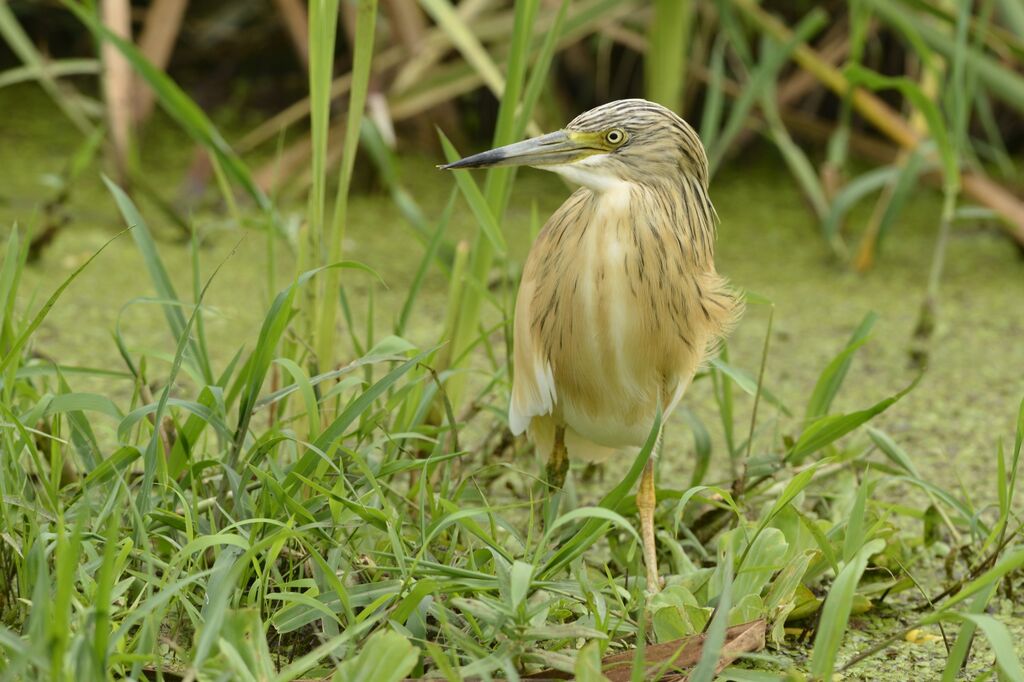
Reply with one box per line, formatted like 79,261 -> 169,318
545,456 -> 569,491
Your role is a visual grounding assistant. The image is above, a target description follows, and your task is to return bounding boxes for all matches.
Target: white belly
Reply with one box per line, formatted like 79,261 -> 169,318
557,211 -> 698,448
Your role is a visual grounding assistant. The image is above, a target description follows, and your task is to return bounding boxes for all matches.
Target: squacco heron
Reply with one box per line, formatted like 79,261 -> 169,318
443,99 -> 740,590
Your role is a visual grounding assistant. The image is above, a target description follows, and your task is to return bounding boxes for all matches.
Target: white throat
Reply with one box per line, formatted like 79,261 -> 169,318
547,155 -> 632,194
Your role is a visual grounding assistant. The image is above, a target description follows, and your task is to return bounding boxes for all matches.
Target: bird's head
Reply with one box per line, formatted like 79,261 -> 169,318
440,99 -> 708,192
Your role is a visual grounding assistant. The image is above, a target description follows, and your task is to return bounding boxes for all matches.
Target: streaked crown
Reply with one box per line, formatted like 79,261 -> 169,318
566,99 -> 709,188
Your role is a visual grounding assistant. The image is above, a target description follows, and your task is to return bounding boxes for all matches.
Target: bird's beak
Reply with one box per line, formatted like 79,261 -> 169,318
439,130 -> 599,170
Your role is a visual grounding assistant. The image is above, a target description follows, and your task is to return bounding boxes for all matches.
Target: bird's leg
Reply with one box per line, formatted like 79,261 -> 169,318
637,458 -> 661,591
546,425 -> 569,490
542,426 -> 570,530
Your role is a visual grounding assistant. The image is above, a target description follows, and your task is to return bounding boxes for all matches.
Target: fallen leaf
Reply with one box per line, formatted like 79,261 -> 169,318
905,628 -> 942,644
523,619 -> 767,682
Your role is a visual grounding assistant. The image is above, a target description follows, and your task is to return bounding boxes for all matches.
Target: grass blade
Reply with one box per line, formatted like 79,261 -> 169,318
809,538 -> 886,678
690,547 -> 733,682
0,229 -> 126,376
103,175 -> 214,385
805,312 -> 877,421
788,376 -> 919,463
314,0 -> 378,373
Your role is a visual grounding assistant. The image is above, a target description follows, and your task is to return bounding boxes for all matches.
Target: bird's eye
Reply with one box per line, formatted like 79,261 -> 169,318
605,129 -> 626,145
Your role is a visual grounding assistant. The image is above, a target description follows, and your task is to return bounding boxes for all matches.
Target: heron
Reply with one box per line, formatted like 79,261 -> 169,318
442,99 -> 741,590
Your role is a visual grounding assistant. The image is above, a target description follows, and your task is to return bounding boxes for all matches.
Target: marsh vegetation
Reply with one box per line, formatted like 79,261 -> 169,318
1,1 -> 1023,680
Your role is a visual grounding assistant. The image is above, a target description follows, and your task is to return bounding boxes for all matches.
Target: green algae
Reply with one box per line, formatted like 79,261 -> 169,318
6,83 -> 1021,499
3,83 -> 1023,677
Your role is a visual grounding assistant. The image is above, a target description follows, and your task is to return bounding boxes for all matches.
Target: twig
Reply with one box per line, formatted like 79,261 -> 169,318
913,519 -> 1024,610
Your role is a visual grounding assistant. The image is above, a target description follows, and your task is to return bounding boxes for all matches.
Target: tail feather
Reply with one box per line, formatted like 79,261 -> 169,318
527,414 -> 620,463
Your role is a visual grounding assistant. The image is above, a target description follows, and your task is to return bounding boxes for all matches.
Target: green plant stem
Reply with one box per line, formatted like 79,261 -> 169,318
314,0 -> 378,374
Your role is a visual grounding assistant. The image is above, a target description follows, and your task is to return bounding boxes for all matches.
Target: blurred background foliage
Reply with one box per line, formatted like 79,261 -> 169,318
4,0 -> 1024,263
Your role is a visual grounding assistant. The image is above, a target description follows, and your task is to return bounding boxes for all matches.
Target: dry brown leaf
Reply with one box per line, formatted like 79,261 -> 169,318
523,619 -> 767,682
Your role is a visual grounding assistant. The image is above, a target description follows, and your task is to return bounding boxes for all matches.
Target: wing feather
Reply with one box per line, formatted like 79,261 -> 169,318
508,274 -> 557,435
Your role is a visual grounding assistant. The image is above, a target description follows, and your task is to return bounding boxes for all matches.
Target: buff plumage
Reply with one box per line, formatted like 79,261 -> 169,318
443,99 -> 741,590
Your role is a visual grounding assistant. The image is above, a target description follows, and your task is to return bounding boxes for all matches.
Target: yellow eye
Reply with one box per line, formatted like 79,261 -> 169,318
605,128 -> 626,145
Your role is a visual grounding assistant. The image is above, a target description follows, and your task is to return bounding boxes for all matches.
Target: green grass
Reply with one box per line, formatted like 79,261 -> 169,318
1,1 -> 1023,679
1,191 -> 1022,677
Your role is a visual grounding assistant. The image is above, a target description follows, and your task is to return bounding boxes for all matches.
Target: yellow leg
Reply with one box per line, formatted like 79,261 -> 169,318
546,425 -> 569,490
637,459 -> 661,591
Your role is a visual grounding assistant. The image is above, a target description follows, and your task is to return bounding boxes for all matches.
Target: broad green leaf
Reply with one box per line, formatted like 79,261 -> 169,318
728,593 -> 763,626
574,639 -> 609,682
193,546 -> 245,668
765,549 -> 815,614
650,585 -> 707,642
716,527 -> 788,605
842,479 -> 872,563
274,358 -> 321,438
868,427 -> 920,477
44,392 -> 122,421
508,560 -> 533,613
646,0 -> 693,113
543,506 -> 642,547
332,630 -> 419,682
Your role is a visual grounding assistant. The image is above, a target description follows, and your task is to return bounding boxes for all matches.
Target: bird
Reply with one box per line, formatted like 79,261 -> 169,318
441,99 -> 741,591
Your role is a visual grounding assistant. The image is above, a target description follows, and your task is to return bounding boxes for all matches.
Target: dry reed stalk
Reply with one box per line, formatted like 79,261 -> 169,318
382,0 -> 461,145
132,0 -> 188,125
390,0 -> 491,93
101,0 -> 133,182
732,0 -> 1024,247
273,0 -> 310,70
854,53 -> 939,271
